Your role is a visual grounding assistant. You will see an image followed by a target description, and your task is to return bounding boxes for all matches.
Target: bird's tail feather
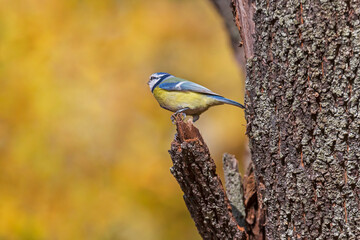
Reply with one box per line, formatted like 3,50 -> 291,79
211,95 -> 245,108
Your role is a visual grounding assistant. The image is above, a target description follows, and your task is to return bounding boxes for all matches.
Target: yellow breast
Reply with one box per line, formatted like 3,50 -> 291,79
153,88 -> 221,115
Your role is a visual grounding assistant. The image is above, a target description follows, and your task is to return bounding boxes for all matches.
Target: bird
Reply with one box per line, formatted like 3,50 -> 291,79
148,72 -> 244,122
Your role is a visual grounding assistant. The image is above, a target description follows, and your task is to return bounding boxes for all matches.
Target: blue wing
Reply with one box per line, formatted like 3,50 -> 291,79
158,80 -> 220,96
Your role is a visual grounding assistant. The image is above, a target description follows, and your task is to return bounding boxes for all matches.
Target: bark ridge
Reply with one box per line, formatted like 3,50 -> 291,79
169,116 -> 247,239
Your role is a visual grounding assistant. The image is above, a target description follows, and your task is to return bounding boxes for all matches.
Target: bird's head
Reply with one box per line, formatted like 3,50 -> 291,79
148,72 -> 173,91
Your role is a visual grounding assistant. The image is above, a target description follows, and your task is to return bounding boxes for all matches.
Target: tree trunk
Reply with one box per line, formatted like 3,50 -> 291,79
244,0 -> 360,239
169,0 -> 360,239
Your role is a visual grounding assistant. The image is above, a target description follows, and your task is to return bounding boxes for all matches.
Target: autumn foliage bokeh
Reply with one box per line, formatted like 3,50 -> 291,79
0,0 -> 246,239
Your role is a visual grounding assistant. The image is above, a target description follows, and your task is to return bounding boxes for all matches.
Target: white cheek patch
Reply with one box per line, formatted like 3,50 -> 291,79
149,74 -> 173,91
149,80 -> 156,91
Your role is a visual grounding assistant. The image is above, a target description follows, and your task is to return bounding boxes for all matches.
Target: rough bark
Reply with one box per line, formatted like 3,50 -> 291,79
222,153 -> 247,228
169,116 -> 248,239
168,0 -> 360,239
242,163 -> 265,240
245,0 -> 360,239
231,0 -> 256,59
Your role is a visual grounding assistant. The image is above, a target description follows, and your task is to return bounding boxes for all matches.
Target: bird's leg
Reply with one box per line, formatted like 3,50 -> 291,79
192,115 -> 200,122
171,108 -> 189,124
186,115 -> 199,124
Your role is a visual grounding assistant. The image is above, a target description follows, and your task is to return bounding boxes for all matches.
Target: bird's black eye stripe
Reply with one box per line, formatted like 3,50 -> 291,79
151,74 -> 170,92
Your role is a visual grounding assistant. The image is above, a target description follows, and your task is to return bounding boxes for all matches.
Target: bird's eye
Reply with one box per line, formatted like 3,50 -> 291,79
150,76 -> 156,80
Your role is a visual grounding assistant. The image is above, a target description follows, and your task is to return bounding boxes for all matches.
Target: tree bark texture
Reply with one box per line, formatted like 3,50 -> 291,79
231,0 -> 256,59
169,116 -> 248,239
167,0 -> 360,239
245,0 -> 360,239
222,153 -> 247,229
242,163 -> 265,240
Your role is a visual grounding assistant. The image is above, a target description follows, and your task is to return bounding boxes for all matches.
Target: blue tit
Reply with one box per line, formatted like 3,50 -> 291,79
148,72 -> 244,122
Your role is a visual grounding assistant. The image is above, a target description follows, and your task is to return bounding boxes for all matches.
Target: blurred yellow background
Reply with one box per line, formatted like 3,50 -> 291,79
0,0 -> 246,239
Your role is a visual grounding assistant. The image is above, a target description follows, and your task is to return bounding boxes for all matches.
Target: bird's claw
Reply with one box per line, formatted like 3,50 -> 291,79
171,112 -> 187,124
171,115 -> 176,124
